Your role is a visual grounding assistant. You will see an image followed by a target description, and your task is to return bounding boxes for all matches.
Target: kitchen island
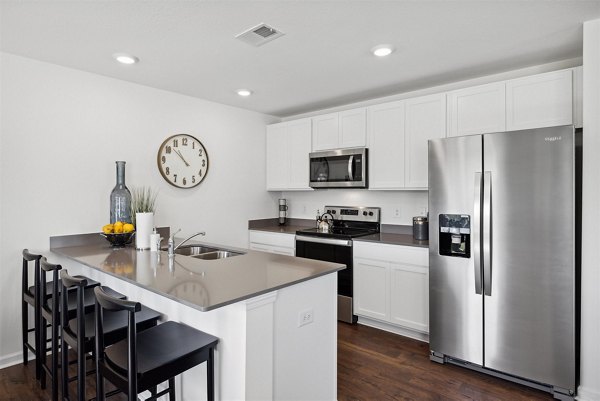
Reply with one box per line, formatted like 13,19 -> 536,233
50,232 -> 343,401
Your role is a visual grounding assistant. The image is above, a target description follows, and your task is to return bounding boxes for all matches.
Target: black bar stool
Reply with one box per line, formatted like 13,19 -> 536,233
22,249 -> 101,383
21,250 -> 42,378
60,272 -> 162,401
39,259 -> 124,401
94,286 -> 219,401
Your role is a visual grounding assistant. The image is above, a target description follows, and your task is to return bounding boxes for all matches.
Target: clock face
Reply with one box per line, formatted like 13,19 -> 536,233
157,134 -> 209,188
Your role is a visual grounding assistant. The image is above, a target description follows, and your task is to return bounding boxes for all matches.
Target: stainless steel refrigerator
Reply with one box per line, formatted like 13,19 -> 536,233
428,125 -> 579,400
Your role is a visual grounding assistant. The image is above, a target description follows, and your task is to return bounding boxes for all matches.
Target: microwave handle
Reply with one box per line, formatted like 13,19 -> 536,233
348,155 -> 354,181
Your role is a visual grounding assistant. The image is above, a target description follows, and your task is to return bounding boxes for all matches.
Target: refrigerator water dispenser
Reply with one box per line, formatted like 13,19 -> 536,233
439,214 -> 471,258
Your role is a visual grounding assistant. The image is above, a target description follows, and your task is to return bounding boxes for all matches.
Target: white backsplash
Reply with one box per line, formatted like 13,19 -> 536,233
280,189 -> 428,225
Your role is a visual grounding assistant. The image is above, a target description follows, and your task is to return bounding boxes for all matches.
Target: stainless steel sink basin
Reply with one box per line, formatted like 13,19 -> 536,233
191,250 -> 243,260
168,245 -> 219,256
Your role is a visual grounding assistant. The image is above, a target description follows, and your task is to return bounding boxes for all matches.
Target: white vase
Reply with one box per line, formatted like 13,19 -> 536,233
135,212 -> 154,250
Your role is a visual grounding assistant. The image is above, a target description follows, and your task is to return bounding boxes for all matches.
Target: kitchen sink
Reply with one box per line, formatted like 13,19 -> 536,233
163,244 -> 245,260
191,250 -> 243,260
167,245 -> 219,256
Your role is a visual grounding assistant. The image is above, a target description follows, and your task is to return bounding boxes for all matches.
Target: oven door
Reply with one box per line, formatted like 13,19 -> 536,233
295,235 -> 356,323
309,148 -> 367,188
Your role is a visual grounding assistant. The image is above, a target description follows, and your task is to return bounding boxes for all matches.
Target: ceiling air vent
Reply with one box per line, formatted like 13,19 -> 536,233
235,23 -> 285,47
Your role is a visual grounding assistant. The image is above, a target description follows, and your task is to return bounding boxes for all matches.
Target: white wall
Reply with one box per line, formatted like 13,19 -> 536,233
0,53 -> 279,363
579,19 -> 600,401
282,189 -> 428,226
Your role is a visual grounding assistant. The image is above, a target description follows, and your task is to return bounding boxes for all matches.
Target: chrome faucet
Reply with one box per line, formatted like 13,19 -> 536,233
167,229 -> 206,257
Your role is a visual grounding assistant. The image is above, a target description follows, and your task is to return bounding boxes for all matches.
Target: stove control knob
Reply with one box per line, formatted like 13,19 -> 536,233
327,209 -> 331,214
363,211 -> 368,216
332,210 -> 336,214
369,212 -> 374,216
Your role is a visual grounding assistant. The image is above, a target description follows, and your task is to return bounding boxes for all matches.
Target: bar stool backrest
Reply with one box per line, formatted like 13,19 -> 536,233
40,258 -> 61,317
22,249 -> 42,298
59,271 -> 88,339
94,286 -> 141,399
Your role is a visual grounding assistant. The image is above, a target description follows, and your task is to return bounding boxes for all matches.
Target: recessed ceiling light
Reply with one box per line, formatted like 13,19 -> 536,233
237,89 -> 253,97
371,45 -> 394,57
113,53 -> 139,65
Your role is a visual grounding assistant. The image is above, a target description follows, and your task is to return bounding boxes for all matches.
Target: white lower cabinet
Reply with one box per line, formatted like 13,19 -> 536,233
248,230 -> 295,256
354,241 -> 429,335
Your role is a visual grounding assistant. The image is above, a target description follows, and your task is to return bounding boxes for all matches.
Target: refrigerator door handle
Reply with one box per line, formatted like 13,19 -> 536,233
473,172 -> 483,295
483,171 -> 492,296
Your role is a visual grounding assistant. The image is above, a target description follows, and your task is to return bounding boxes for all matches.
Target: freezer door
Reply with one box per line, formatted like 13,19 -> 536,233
429,135 -> 483,365
483,126 -> 576,390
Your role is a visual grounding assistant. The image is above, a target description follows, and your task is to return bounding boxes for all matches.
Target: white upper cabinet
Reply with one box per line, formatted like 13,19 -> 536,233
404,93 -> 446,188
312,108 -> 366,151
266,118 -> 312,191
367,100 -> 406,189
573,66 -> 583,129
447,82 -> 506,137
506,69 -> 573,131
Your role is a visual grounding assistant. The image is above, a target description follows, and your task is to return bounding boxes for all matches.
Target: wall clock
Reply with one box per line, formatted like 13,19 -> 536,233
157,134 -> 209,188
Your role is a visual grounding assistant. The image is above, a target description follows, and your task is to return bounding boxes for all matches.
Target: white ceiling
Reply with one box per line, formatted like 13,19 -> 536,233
2,1 -> 599,117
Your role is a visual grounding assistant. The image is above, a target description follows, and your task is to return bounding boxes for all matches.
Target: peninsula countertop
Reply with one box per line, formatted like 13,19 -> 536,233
50,233 -> 345,312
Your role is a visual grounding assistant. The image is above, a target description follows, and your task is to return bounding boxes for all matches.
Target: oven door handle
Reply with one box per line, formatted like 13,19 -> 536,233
295,235 -> 352,247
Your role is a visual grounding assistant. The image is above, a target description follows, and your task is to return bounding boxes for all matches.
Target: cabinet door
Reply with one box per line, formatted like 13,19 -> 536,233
404,93 -> 446,188
448,82 -> 506,137
339,108 -> 367,148
249,243 -> 295,256
287,119 -> 312,189
312,113 -> 339,151
354,258 -> 389,321
367,100 -> 406,189
506,69 -> 573,131
389,263 -> 429,332
266,124 -> 288,190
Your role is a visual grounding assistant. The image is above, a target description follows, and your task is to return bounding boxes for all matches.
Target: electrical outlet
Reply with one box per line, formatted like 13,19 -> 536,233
394,208 -> 400,218
297,308 -> 314,327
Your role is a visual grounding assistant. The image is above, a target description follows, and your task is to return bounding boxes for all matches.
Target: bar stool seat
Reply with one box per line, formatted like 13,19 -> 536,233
65,306 -> 161,348
28,276 -> 99,300
105,321 -> 218,391
43,285 -> 124,320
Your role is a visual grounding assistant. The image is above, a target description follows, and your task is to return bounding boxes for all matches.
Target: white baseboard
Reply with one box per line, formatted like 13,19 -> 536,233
0,350 -> 35,370
356,316 -> 430,343
577,385 -> 600,401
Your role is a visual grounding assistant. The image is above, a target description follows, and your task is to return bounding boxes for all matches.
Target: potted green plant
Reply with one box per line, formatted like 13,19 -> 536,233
130,186 -> 158,250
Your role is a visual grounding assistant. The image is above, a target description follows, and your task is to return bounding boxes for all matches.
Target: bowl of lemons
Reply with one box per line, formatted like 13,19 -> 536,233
101,221 -> 135,247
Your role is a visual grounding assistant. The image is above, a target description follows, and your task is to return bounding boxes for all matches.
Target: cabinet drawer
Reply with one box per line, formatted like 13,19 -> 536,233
354,241 -> 428,267
249,230 -> 296,249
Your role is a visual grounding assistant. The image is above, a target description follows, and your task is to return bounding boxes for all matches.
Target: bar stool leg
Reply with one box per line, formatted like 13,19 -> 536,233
61,336 -> 69,401
207,347 -> 215,401
22,299 -> 28,365
51,309 -> 59,401
40,314 -> 47,389
168,378 -> 176,401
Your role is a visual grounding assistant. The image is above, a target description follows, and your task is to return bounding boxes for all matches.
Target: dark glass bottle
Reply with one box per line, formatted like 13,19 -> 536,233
110,161 -> 132,223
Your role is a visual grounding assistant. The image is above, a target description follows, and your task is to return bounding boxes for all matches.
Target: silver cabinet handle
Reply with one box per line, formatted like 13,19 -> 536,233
473,172 -> 483,295
348,155 -> 354,181
483,171 -> 492,296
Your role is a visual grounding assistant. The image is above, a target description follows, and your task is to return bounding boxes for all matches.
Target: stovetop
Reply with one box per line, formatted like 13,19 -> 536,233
296,206 -> 381,240
296,226 -> 378,240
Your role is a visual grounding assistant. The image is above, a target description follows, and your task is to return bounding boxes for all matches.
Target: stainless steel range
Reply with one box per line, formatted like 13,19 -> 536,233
295,206 -> 380,323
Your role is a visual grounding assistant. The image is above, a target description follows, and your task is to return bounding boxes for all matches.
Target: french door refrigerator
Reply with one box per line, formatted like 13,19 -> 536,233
428,125 -> 579,400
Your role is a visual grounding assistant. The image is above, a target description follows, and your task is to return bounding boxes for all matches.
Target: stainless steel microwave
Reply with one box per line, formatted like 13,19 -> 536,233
309,148 -> 368,188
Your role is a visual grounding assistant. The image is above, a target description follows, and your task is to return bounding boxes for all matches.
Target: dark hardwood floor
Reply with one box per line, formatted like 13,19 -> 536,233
337,323 -> 554,401
1,323 -> 556,400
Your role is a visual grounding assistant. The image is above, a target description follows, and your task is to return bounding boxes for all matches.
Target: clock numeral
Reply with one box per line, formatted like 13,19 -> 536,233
165,167 -> 170,175
198,169 -> 203,177
173,174 -> 177,183
192,142 -> 195,149
202,159 -> 206,167
166,146 -> 172,154
173,139 -> 178,147
198,149 -> 203,156
183,177 -> 187,186
182,138 -> 188,146
192,175 -> 196,183
161,155 -> 166,164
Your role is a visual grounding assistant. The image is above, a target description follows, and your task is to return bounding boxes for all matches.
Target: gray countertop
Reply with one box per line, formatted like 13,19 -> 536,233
50,233 -> 345,312
248,219 -> 429,248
